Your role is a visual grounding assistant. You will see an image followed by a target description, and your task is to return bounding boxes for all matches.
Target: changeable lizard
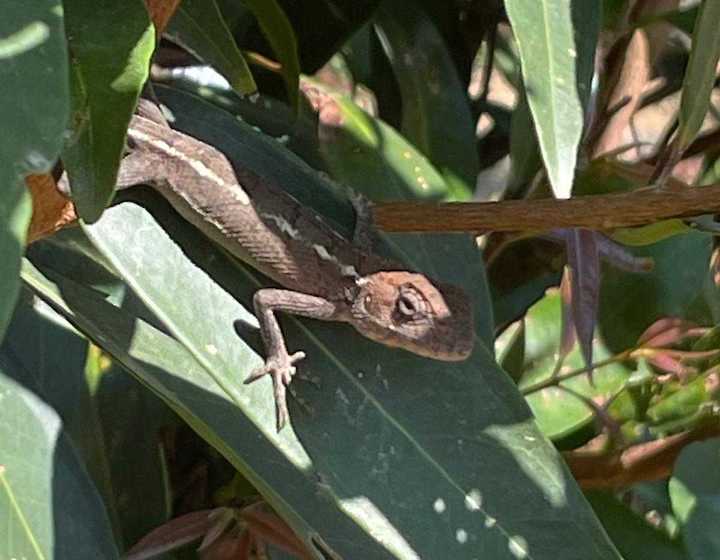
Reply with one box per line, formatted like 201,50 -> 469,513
112,100 -> 475,430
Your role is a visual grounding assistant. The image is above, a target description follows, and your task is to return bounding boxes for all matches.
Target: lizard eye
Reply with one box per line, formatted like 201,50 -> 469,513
395,286 -> 426,318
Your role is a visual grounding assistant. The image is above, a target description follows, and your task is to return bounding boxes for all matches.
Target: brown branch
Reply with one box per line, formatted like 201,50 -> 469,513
372,184 -> 720,233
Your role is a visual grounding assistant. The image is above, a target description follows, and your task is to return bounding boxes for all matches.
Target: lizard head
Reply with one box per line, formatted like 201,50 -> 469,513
350,271 -> 474,361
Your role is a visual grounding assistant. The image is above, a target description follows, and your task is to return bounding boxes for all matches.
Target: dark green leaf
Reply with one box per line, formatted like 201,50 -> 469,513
62,0 -> 154,222
27,211 -> 620,558
374,0 -> 477,200
2,288 -> 173,549
505,0 -> 600,198
669,439 -> 720,559
0,0 -> 68,342
587,491 -> 686,560
675,0 -> 720,151
599,232 -> 712,352
518,291 -> 633,439
0,185 -> 31,344
28,88 -> 620,558
240,0 -> 300,110
507,87 -> 542,196
0,367 -> 118,559
166,0 -> 257,95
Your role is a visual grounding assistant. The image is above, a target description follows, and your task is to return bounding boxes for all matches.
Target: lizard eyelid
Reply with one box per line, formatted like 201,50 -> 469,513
395,286 -> 429,319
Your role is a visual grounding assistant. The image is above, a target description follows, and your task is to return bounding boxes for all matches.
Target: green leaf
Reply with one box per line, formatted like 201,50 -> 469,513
505,0 -> 600,199
374,0 -> 477,200
0,368 -> 119,559
669,439 -> 720,559
675,0 -> 720,151
28,89 -> 620,558
1,286 -> 173,549
508,87 -> 542,196
0,184 -> 31,344
306,80 -> 448,201
166,0 -> 257,95
27,212 -> 620,558
599,232 -> 712,351
240,0 -> 300,110
0,0 -> 68,342
611,220 -> 693,247
646,376 -> 709,431
586,491 -> 686,560
517,291 -> 634,440
62,0 -> 154,222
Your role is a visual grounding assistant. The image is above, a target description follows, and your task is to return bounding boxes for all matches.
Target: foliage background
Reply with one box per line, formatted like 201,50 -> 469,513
2,0 -> 720,559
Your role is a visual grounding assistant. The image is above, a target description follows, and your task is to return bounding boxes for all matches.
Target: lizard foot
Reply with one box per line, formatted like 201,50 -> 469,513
244,351 -> 306,431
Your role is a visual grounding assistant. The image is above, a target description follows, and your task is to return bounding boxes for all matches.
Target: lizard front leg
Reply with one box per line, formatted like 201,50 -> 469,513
244,289 -> 340,431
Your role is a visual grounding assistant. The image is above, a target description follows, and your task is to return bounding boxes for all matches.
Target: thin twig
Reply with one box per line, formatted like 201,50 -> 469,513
521,350 -> 633,395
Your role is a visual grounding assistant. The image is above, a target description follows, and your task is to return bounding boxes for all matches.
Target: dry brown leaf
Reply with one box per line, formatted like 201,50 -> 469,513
144,0 -> 181,35
593,29 -> 651,159
26,173 -> 77,243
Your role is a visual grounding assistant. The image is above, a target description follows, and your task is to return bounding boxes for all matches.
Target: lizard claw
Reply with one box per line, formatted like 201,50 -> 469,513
244,350 -> 306,431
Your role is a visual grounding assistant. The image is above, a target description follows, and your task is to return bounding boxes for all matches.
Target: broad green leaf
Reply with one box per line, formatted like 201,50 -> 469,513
0,0 -> 67,342
599,232 -> 712,352
669,439 -> 720,559
0,184 -> 31,344
587,491 -> 686,560
508,87 -> 542,196
518,291 -> 634,439
0,368 -> 118,559
0,370 -> 57,560
28,206 -> 620,559
29,88 -> 620,558
62,0 -> 154,222
2,287 -> 172,549
675,0 -> 720,151
374,0 -> 477,200
240,0 -> 300,110
305,80 -> 448,201
91,359 -> 174,550
166,0 -> 257,95
505,0 -> 600,199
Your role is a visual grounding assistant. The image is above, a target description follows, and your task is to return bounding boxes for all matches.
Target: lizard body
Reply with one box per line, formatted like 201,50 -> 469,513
117,101 -> 474,430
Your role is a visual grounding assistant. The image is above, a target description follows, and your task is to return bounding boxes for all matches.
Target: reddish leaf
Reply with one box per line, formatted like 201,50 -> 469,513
126,509 -> 214,560
199,529 -> 247,560
712,246 -> 720,287
591,29 -> 650,160
638,318 -> 704,348
647,353 -> 695,381
241,502 -> 314,560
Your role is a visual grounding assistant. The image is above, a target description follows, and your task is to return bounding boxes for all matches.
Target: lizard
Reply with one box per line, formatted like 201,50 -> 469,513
110,99 -> 475,431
